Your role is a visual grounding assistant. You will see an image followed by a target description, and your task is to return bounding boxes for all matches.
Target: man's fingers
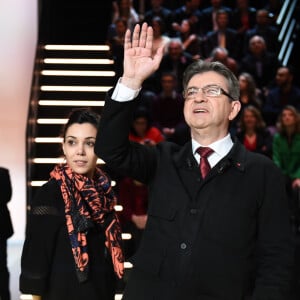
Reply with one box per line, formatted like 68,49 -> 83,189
132,23 -> 140,48
124,29 -> 132,50
145,25 -> 154,51
139,22 -> 148,48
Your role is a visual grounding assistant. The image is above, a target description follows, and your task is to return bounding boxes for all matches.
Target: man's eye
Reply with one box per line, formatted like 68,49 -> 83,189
206,87 -> 219,96
187,89 -> 197,96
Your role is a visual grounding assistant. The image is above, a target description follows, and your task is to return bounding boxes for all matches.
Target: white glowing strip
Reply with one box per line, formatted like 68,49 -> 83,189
41,70 -> 115,76
121,233 -> 132,240
39,100 -> 105,107
31,180 -> 116,187
37,118 -> 68,124
44,45 -> 110,51
40,85 -> 111,92
114,205 -> 123,212
44,58 -> 113,64
35,137 -> 63,143
30,181 -> 47,186
115,295 -> 123,300
32,158 -> 105,164
20,295 -> 33,300
124,262 -> 133,269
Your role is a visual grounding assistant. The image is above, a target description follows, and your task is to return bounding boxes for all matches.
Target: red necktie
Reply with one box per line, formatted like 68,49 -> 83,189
197,147 -> 214,179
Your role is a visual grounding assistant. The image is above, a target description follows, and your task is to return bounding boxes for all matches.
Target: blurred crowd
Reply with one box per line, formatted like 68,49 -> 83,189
105,0 -> 300,258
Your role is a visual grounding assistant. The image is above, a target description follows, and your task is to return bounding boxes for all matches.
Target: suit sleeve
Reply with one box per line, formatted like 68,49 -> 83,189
95,91 -> 158,184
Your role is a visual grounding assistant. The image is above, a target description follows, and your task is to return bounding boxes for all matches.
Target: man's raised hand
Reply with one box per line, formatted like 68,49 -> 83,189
121,22 -> 164,90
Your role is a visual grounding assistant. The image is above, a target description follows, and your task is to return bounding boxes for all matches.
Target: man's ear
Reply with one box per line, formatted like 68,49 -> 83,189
228,100 -> 241,121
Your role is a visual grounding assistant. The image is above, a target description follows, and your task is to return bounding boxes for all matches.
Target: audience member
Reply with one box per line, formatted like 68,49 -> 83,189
152,72 -> 190,145
238,72 -> 263,108
173,19 -> 204,59
157,38 -> 194,92
204,9 -> 240,59
112,0 -> 140,32
171,0 -> 203,36
263,66 -> 300,127
150,16 -> 171,56
206,46 -> 238,75
144,0 -> 173,35
107,18 -> 127,82
201,0 -> 232,34
20,109 -> 124,300
236,105 -> 273,157
0,167 -> 13,300
243,8 -> 279,55
239,35 -> 280,90
230,0 -> 257,36
273,105 -> 300,233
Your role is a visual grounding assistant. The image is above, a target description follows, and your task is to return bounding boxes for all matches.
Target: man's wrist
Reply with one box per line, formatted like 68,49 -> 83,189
120,76 -> 143,90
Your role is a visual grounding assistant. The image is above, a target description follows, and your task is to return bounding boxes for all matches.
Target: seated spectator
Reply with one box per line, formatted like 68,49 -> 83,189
151,16 -> 171,56
156,38 -> 194,92
236,105 -> 273,157
106,17 -> 127,82
243,8 -> 279,55
173,19 -> 204,59
204,9 -> 241,59
144,0 -> 173,35
206,46 -> 238,75
117,107 -> 164,258
201,0 -> 232,34
112,0 -> 140,32
239,35 -> 280,91
263,66 -> 300,127
230,0 -> 257,36
273,105 -> 300,233
171,0 -> 203,36
238,72 -> 263,109
152,72 -> 190,145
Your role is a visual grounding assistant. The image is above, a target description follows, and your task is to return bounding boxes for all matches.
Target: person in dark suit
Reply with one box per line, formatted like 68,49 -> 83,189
95,23 -> 294,299
239,35 -> 280,90
0,167 -> 14,300
204,9 -> 241,59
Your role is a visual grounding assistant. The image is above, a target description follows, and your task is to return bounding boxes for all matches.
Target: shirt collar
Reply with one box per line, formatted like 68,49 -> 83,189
192,133 -> 233,158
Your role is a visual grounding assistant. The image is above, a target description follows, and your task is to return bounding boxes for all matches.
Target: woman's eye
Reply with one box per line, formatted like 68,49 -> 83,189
67,140 -> 76,145
86,141 -> 95,147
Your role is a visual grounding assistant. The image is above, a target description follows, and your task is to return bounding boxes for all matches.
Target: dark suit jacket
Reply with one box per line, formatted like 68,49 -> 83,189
239,51 -> 280,89
95,92 -> 294,300
204,28 -> 241,58
0,167 -> 13,239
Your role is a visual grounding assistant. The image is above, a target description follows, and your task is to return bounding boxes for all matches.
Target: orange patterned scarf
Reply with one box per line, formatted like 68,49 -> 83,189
50,164 -> 124,282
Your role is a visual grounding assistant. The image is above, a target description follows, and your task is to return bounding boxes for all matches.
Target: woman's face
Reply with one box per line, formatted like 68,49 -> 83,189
132,117 -> 148,137
281,109 -> 297,127
239,75 -> 248,91
63,123 -> 98,178
243,109 -> 257,129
